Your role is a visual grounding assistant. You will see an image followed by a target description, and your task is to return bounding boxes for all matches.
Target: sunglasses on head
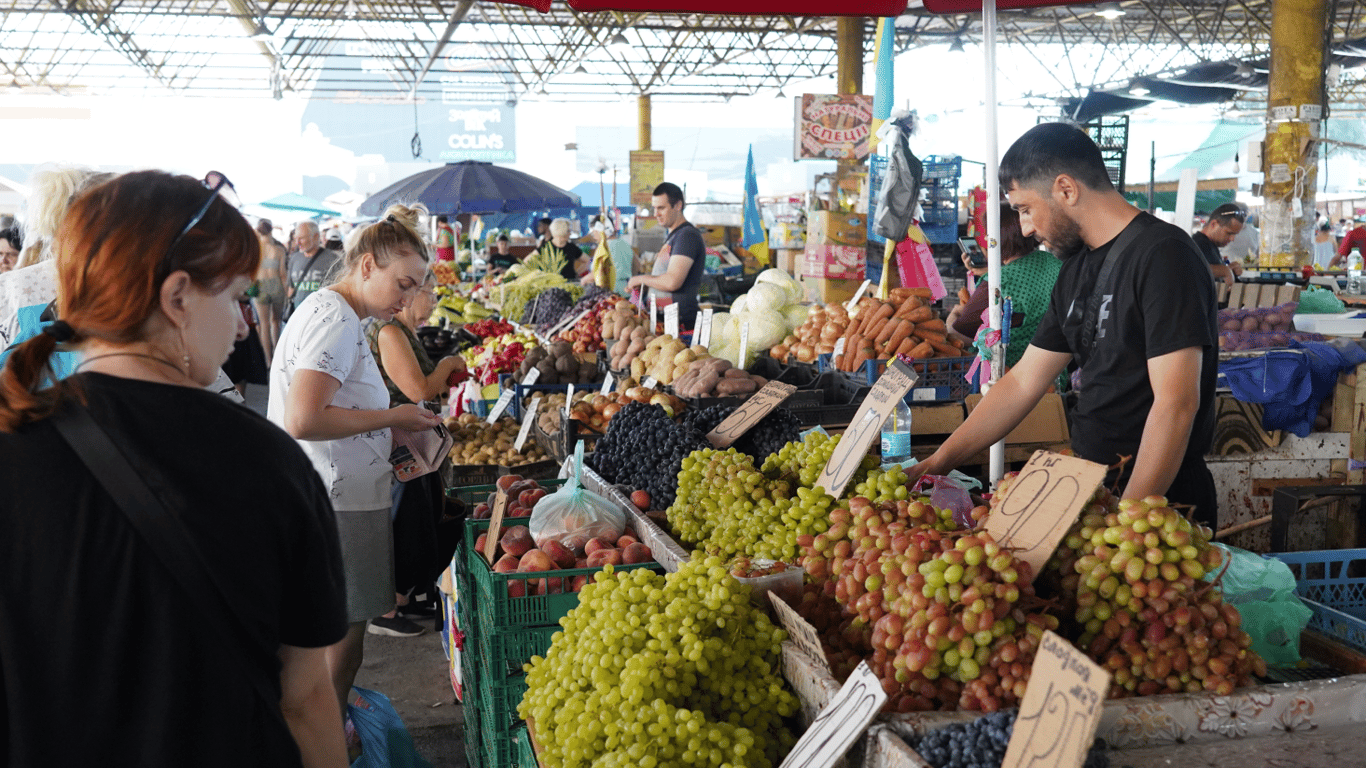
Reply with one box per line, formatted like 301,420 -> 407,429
160,170 -> 240,276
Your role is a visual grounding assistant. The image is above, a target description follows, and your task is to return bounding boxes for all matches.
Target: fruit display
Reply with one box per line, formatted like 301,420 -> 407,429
521,287 -> 575,327
428,286 -> 495,326
444,412 -> 550,466
465,318 -> 515,338
514,340 -> 601,385
671,356 -> 769,399
567,388 -> 687,434
601,299 -> 647,342
432,260 -> 460,285
679,404 -> 799,463
830,289 -> 969,371
588,401 -> 713,510
557,292 -> 616,353
1036,488 -> 1266,698
469,474 -> 552,519
907,709 -> 1111,768
496,267 -> 583,324
770,301 -> 851,363
629,335 -> 705,385
477,525 -> 656,596
607,324 -> 654,373
518,556 -> 800,768
461,331 -> 537,386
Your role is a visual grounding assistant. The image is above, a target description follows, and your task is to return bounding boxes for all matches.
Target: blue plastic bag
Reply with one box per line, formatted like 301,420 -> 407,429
348,687 -> 433,768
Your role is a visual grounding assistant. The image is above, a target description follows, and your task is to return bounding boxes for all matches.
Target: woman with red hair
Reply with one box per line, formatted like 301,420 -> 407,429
0,171 -> 349,767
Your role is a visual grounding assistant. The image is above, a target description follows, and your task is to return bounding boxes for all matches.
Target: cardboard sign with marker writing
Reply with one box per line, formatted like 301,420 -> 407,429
707,381 -> 797,448
642,376 -> 658,390
663,302 -> 680,338
600,373 -> 613,395
514,395 -> 542,452
547,307 -> 591,339
650,295 -> 658,331
483,491 -> 510,565
845,279 -> 872,310
695,308 -> 714,348
832,337 -> 846,367
485,390 -> 515,424
985,451 -> 1107,581
739,321 -> 750,367
769,594 -> 829,670
1001,630 -> 1110,768
815,359 -> 919,499
776,660 -> 887,768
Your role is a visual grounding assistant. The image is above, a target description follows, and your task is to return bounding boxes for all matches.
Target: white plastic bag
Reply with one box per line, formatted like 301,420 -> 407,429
530,440 -> 625,553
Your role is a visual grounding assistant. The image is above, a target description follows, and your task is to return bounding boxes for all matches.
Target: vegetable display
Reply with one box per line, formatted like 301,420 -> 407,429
671,357 -> 769,399
443,413 -> 549,466
567,389 -> 686,433
628,335 -> 703,385
707,269 -> 809,367
828,289 -> 968,371
514,340 -> 601,385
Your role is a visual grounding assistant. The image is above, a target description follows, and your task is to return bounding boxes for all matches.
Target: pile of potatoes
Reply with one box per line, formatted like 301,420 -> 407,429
672,357 -> 770,399
607,324 -> 654,372
531,391 -> 595,440
601,300 -> 647,341
517,340 -> 601,385
443,412 -> 549,466
629,335 -> 708,386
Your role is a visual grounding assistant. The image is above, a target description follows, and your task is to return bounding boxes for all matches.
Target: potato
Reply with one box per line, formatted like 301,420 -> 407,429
714,377 -> 757,396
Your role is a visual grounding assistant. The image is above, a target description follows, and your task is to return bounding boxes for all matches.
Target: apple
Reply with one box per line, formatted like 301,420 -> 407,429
622,542 -> 653,564
542,540 -> 577,569
630,490 -> 650,510
587,548 -> 623,567
500,526 -> 535,558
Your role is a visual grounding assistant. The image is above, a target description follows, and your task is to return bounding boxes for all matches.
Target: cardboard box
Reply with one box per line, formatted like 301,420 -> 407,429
770,222 -> 806,249
801,244 -> 866,280
776,248 -> 803,276
801,276 -> 864,305
965,392 -> 1070,444
806,210 -> 868,247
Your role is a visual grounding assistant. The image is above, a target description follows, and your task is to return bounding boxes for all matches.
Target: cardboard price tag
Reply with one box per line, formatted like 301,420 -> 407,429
485,390 -> 515,424
844,279 -> 872,310
1001,630 -> 1110,768
832,337 -> 846,366
769,593 -> 828,669
707,381 -> 797,448
695,308 -> 714,348
739,321 -> 750,367
650,294 -> 658,331
514,395 -> 542,452
547,307 -> 591,339
521,368 -> 541,386
483,491 -> 510,565
776,660 -> 887,768
600,373 -> 614,395
664,302 -> 680,338
815,359 -> 919,499
642,376 -> 658,390
985,451 -> 1107,581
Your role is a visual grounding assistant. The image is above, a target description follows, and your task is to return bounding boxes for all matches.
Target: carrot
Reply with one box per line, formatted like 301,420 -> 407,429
858,302 -> 892,336
915,328 -> 947,344
907,340 -> 934,359
883,319 -> 916,356
894,336 -> 920,357
915,318 -> 946,335
850,344 -> 875,373
893,297 -> 924,319
903,287 -> 933,298
872,316 -> 900,350
905,305 -> 934,324
842,332 -> 864,371
888,287 -> 916,304
928,338 -> 961,357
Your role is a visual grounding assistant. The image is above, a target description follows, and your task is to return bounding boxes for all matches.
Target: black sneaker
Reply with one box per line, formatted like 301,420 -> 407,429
367,615 -> 427,637
397,597 -> 436,619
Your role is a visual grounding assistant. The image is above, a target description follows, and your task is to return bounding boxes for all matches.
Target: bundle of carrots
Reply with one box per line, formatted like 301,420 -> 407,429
831,287 -> 967,372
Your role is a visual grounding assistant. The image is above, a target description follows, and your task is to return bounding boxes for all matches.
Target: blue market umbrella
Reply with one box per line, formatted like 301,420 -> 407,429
357,161 -> 580,217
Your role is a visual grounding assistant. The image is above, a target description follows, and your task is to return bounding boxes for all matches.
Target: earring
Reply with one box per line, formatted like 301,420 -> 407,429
178,327 -> 192,375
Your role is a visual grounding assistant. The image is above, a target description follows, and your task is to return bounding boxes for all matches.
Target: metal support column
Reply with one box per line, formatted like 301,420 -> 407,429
638,94 -> 652,151
836,17 -> 864,97
1261,0 -> 1330,267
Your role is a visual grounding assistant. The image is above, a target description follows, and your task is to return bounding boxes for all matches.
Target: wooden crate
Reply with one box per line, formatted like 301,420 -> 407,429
1218,281 -> 1300,308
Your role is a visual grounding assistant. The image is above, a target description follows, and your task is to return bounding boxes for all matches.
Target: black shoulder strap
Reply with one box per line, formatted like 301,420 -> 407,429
1078,213 -> 1158,355
290,249 -> 327,293
51,401 -> 287,722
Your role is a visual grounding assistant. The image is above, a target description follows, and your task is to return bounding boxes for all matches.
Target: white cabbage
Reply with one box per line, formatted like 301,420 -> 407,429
755,268 -> 804,304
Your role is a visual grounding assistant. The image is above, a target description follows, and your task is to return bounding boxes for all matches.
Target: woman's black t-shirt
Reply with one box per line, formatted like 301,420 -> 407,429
0,373 -> 347,767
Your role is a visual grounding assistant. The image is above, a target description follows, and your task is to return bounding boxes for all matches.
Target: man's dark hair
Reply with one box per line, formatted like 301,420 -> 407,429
1000,123 -> 1114,193
1207,203 -> 1247,227
437,214 -> 449,224
998,204 -> 1039,260
0,226 -> 20,252
497,233 -> 509,243
653,182 -> 685,207
538,217 -> 552,228
255,218 -> 273,236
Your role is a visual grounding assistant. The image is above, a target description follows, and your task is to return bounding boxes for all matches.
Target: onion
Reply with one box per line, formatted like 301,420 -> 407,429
772,343 -> 791,360
794,343 -> 817,363
817,342 -> 834,355
602,402 -> 622,419
820,323 -> 843,343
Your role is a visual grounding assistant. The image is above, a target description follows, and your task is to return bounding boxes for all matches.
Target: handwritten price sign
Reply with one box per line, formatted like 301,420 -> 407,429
815,359 -> 918,499
1001,630 -> 1110,768
706,381 -> 797,449
984,451 -> 1107,581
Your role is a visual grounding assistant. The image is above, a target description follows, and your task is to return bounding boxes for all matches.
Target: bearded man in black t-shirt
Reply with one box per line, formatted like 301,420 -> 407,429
910,122 -> 1220,528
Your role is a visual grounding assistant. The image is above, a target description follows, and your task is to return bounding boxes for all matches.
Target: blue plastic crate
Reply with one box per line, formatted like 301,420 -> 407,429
921,155 -> 962,180
1265,548 -> 1366,654
919,222 -> 958,244
816,354 -> 978,403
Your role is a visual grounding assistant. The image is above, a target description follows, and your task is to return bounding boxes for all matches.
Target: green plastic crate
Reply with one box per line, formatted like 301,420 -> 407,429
464,517 -> 663,630
478,710 -> 520,768
451,479 -> 568,554
473,623 -> 560,680
515,727 -> 538,768
477,668 -> 530,741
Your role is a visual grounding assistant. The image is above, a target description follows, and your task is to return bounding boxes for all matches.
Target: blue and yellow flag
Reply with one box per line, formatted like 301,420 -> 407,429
742,144 -> 770,267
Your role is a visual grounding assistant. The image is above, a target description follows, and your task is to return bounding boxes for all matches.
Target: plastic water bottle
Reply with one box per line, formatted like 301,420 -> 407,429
880,399 -> 914,465
1349,249 -> 1363,271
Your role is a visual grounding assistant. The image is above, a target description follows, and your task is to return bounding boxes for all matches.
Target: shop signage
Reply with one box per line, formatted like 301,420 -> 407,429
630,150 -> 665,207
795,94 -> 874,162
440,102 -> 515,163
984,450 -> 1106,581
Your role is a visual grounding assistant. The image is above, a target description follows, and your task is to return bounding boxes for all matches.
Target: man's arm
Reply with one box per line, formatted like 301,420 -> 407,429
627,254 -> 693,293
278,644 -> 348,768
1120,347 -> 1203,500
906,344 -> 1072,482
1209,263 -> 1235,287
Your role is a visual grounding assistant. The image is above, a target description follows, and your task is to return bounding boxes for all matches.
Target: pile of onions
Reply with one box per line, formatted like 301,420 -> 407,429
770,303 -> 850,363
567,388 -> 687,433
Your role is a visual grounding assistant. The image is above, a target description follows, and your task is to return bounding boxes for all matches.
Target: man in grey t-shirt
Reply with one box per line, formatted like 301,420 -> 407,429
286,221 -> 340,316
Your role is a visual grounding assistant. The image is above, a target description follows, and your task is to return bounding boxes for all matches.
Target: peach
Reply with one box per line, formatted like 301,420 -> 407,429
574,558 -> 589,568
622,542 -> 653,564
507,580 -> 526,598
473,502 -> 490,518
545,576 -> 564,594
493,554 -> 519,574
587,548 -> 623,567
520,488 -> 548,508
617,534 -> 639,548
518,549 -> 556,572
500,526 -> 534,558
542,540 -> 577,569
584,537 -> 615,557
570,575 -> 589,592
475,533 -> 490,554
630,490 -> 650,509
495,474 -> 523,491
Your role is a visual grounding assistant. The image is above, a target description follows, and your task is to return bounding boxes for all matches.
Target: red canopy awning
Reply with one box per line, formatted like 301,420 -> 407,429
923,0 -> 1092,12
487,0 -> 908,14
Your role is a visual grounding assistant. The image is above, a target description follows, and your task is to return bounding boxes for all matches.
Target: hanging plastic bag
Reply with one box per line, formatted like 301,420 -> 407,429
872,118 -> 924,242
347,686 -> 433,768
1209,544 -> 1313,667
1296,285 -> 1346,314
530,440 -> 625,553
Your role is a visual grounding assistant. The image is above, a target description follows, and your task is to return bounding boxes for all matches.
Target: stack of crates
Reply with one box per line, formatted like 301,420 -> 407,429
452,480 -> 664,768
920,155 -> 962,244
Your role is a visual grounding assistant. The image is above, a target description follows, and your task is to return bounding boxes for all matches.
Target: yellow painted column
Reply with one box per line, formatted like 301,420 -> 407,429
638,94 -> 651,151
836,17 -> 864,97
1261,0 -> 1328,268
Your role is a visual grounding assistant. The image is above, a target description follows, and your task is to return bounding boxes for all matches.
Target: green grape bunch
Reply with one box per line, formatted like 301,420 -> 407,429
519,557 -> 800,768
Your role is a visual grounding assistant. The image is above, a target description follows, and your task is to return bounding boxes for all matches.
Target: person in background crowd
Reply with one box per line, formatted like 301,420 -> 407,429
285,221 -> 340,320
366,270 -> 466,638
947,204 -> 1061,368
586,216 -> 635,295
535,217 -> 552,248
1218,207 -> 1257,270
269,203 -> 443,717
538,218 -> 586,281
1336,218 -> 1349,239
1191,203 -> 1244,288
1333,215 -> 1366,266
628,182 -> 706,330
254,219 -> 288,362
324,227 -> 344,254
0,226 -> 19,273
434,215 -> 456,262
488,233 -> 518,273
0,170 -> 349,767
1313,221 -> 1338,270
910,123 -> 1220,529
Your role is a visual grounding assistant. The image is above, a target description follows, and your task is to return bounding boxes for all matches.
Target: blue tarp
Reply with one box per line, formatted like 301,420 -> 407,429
1220,341 -> 1366,437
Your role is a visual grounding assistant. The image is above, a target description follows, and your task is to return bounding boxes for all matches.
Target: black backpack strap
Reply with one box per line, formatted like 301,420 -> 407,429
51,401 -> 288,724
1078,213 -> 1159,356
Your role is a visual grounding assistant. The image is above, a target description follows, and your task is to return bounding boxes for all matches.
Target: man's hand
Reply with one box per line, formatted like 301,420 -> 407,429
1210,263 -> 1235,288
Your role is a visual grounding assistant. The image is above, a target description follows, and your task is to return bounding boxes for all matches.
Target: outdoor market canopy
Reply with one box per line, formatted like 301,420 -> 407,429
356,161 -> 581,217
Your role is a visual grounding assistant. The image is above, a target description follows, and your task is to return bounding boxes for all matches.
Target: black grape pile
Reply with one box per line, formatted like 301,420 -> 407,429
587,401 -> 710,509
680,404 -> 800,464
521,288 -> 573,326
909,710 -> 1110,768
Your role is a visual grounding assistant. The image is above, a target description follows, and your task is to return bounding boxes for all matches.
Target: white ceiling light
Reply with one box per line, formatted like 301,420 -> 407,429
1095,3 -> 1125,20
1129,82 -> 1150,96
574,64 -> 588,74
